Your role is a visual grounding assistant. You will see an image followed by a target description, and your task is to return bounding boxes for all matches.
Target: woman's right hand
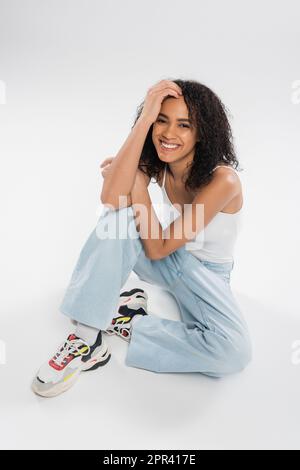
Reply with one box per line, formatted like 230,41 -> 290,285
100,156 -> 114,179
140,79 -> 182,124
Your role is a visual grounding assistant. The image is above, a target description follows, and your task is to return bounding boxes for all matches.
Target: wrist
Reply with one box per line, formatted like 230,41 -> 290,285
138,114 -> 154,128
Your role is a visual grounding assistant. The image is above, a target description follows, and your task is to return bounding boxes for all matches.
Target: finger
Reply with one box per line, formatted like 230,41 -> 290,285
101,156 -> 114,164
100,163 -> 111,175
154,86 -> 181,98
100,158 -> 112,167
164,80 -> 182,95
100,157 -> 114,167
148,80 -> 164,92
153,84 -> 181,95
151,80 -> 182,95
101,162 -> 112,173
101,164 -> 109,172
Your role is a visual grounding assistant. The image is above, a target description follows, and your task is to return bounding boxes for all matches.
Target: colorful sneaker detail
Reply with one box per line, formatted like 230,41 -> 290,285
31,331 -> 111,398
105,288 -> 148,342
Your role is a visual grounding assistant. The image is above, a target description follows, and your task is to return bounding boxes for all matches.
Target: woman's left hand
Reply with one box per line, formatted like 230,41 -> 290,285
101,156 -> 150,187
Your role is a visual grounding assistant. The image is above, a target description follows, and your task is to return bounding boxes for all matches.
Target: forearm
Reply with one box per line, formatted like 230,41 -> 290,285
130,181 -> 165,259
101,116 -> 152,206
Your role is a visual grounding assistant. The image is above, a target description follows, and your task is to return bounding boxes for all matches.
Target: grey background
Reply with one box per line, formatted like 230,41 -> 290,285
0,0 -> 299,450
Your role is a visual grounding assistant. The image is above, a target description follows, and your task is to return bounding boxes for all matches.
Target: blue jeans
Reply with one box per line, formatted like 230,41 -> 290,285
59,206 -> 252,378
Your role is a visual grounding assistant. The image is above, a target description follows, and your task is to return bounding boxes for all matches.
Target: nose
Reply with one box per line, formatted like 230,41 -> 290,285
162,124 -> 179,141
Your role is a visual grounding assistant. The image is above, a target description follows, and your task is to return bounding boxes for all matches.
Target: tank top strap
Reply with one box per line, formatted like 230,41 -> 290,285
212,165 -> 239,174
162,164 -> 167,188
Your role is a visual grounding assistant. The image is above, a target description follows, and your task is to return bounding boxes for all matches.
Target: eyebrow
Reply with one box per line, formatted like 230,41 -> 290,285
157,112 -> 191,123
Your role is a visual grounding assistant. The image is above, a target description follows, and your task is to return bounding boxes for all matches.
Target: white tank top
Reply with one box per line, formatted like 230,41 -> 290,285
160,163 -> 243,263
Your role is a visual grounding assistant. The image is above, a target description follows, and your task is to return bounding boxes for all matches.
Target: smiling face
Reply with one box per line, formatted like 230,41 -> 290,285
152,96 -> 199,165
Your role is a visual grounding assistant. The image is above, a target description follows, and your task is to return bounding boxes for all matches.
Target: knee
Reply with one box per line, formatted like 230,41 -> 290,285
233,334 -> 252,372
214,333 -> 252,378
96,205 -> 139,240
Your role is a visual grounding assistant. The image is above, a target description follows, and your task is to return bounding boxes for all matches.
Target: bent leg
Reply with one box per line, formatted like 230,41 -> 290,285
126,251 -> 252,377
59,205 -> 251,378
59,206 -> 180,330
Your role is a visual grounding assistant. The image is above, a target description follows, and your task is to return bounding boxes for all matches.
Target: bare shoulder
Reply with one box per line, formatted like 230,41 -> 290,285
192,166 -> 241,195
208,165 -> 243,212
211,165 -> 241,189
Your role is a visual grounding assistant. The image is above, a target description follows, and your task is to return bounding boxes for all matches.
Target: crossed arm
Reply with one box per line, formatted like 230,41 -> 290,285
100,161 -> 239,260
129,170 -> 239,260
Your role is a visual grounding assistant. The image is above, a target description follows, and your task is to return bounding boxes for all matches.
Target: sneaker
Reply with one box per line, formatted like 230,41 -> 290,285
105,288 -> 148,342
31,331 -> 111,398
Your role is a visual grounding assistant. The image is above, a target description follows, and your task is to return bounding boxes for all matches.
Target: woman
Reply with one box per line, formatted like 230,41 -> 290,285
32,79 -> 252,398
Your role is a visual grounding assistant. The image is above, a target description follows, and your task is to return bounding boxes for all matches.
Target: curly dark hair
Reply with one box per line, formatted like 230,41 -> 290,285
131,78 -> 242,192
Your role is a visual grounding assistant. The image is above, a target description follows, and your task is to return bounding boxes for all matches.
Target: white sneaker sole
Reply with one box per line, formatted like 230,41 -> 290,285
31,340 -> 111,398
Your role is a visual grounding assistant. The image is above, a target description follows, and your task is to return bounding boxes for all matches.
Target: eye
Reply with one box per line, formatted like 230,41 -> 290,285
156,118 -> 190,128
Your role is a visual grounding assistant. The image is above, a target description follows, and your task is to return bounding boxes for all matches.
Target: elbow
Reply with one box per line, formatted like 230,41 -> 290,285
100,186 -> 114,206
145,249 -> 164,261
100,189 -> 129,211
144,242 -> 168,260
143,245 -> 156,260
100,193 -> 118,211
100,183 -> 118,208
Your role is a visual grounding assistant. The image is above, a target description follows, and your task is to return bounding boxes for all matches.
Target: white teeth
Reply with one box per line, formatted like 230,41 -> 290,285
160,141 -> 180,149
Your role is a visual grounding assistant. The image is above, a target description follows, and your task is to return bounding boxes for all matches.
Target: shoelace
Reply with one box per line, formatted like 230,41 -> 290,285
52,338 -> 90,367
